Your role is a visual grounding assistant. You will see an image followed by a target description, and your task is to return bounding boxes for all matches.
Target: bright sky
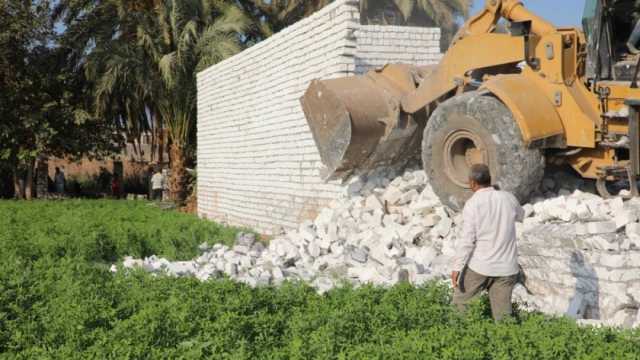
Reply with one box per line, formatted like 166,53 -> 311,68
471,0 -> 587,27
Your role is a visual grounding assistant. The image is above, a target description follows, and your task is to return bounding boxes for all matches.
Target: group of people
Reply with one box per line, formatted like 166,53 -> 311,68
50,166 -> 166,201
111,167 -> 166,200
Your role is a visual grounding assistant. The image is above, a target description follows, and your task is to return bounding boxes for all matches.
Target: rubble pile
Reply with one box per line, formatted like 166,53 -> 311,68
118,168 -> 458,292
115,167 -> 640,328
514,192 -> 640,328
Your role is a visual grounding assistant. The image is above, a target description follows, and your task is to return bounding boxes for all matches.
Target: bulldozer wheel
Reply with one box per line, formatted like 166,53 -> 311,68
422,91 -> 545,210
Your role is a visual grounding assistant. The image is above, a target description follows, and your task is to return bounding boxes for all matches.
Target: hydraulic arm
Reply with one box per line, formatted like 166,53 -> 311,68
300,0 -> 560,180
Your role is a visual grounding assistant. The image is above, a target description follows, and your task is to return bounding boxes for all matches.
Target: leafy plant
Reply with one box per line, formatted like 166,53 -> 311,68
0,200 -> 638,359
0,200 -> 238,262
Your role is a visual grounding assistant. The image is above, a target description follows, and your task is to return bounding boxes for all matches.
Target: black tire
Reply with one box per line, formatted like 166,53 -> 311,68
422,91 -> 544,210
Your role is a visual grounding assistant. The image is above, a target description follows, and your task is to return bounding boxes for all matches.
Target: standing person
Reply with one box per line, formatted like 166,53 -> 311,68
145,165 -> 154,199
150,168 -> 164,201
111,176 -> 121,199
451,164 -> 524,321
54,167 -> 65,195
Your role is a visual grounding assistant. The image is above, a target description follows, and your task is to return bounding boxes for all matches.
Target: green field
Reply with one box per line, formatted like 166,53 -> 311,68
0,200 -> 638,359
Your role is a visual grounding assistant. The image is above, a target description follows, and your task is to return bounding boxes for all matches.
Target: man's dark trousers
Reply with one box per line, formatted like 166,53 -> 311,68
453,267 -> 518,321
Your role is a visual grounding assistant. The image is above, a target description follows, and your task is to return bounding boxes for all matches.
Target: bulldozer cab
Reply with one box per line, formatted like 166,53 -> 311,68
584,0 -> 640,80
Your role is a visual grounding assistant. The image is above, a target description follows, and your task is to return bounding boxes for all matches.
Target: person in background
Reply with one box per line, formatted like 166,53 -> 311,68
54,167 -> 65,195
151,168 -> 164,201
111,175 -> 121,199
451,164 -> 524,321
146,165 -> 154,199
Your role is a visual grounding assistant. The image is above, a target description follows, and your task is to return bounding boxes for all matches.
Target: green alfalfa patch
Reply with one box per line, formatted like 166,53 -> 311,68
0,200 -> 639,359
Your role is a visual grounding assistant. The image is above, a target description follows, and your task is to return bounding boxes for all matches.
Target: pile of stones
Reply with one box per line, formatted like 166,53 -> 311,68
115,167 -> 640,328
117,168 -> 458,293
514,191 -> 640,328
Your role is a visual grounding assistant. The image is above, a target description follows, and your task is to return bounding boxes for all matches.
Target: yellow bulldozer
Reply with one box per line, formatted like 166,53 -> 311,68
301,0 -> 640,209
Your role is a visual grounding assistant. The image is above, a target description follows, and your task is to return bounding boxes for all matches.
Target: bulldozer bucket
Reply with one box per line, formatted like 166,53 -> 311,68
300,65 -> 429,181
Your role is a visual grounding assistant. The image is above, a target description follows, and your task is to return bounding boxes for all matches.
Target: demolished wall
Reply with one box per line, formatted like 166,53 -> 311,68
196,0 -> 441,234
517,206 -> 640,327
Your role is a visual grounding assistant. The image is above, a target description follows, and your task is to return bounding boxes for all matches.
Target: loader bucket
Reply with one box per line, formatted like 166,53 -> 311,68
300,65 -> 427,181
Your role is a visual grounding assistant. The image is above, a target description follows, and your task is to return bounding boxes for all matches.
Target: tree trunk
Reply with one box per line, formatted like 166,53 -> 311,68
25,159 -> 34,200
12,166 -> 24,200
169,143 -> 187,203
157,126 -> 164,164
150,127 -> 156,163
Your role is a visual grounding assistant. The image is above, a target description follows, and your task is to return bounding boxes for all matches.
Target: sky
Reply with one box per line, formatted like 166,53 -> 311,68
471,0 -> 587,27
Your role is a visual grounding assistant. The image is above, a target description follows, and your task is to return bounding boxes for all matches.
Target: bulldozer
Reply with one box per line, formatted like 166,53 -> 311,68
300,0 -> 640,210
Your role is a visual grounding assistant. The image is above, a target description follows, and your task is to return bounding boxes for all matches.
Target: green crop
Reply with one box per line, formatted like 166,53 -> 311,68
0,200 -> 239,262
0,200 -> 638,359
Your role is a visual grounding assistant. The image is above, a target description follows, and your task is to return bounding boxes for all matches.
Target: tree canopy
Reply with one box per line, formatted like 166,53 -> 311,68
0,0 -> 119,198
54,0 -> 250,202
3,0 -> 472,199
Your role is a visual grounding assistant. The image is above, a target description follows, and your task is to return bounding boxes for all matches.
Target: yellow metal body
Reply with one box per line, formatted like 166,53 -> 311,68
481,73 -> 565,145
401,33 -> 526,113
300,0 -> 640,183
400,0 -> 640,180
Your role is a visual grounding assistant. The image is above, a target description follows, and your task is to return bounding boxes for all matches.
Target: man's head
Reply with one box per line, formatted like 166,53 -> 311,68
55,167 -> 60,173
468,164 -> 491,192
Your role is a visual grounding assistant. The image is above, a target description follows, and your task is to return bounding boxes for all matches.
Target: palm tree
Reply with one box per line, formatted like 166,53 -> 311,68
55,0 -> 162,159
57,0 -> 248,202
86,42 -> 160,157
140,0 -> 249,202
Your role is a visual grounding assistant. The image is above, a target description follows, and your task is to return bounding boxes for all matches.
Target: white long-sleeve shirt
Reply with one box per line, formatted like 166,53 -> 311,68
151,173 -> 164,190
452,187 -> 524,276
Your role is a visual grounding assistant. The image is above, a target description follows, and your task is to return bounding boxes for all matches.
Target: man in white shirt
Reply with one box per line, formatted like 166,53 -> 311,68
451,164 -> 524,321
151,168 -> 164,201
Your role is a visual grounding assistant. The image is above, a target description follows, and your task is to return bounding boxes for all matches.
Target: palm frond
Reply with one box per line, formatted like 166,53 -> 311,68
74,0 -> 249,151
158,51 -> 177,87
393,0 -> 415,22
137,25 -> 161,63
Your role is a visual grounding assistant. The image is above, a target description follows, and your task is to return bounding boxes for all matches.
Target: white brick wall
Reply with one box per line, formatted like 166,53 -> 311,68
355,25 -> 442,73
197,0 -> 441,234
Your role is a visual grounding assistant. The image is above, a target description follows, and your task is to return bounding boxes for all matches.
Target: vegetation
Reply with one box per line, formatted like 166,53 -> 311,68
54,0 -> 251,203
0,200 -> 238,262
1,0 -> 473,200
0,200 -> 639,358
0,0 -> 119,199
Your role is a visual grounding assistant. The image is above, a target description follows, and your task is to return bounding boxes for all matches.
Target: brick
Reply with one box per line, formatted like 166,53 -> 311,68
615,209 -> 638,229
382,187 -> 404,206
586,221 -> 617,235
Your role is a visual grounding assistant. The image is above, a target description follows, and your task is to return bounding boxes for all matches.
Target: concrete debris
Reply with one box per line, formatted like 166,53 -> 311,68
615,209 -> 638,229
586,221 -> 618,235
115,169 -> 640,328
350,247 -> 369,263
